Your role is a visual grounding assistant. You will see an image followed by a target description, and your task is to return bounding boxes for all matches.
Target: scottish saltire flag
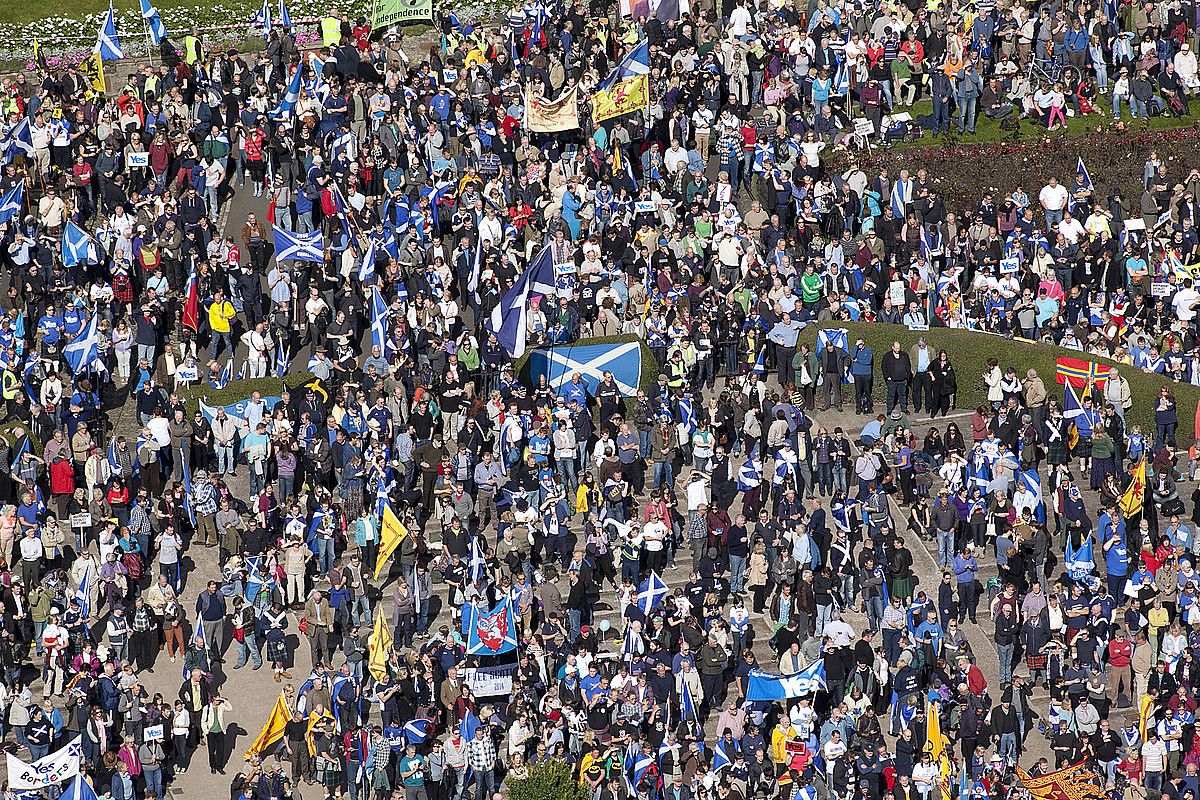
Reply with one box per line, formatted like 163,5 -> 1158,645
64,311 -> 100,374
637,572 -> 668,615
831,497 -> 860,532
62,221 -> 92,267
107,440 -> 121,474
681,680 -> 698,721
97,4 -> 124,59
252,0 -> 272,39
1063,380 -> 1086,420
244,556 -> 275,603
459,709 -> 481,742
278,0 -> 292,27
1,118 -> 33,162
746,661 -> 827,701
1068,157 -> 1093,213
140,0 -> 168,44
1120,724 -> 1140,749
773,448 -> 798,485
736,459 -> 761,491
0,182 -> 24,225
75,563 -> 94,619
621,624 -> 645,662
530,342 -> 642,396
270,65 -> 303,119
9,435 -> 29,474
711,742 -> 732,772
358,239 -> 377,283
833,61 -> 849,96
485,245 -> 556,358
1019,468 -> 1045,522
752,347 -> 766,374
370,286 -> 391,359
421,180 -> 455,226
273,225 -> 323,261
275,341 -> 290,378
753,142 -> 774,173
1065,536 -> 1095,581
890,177 -> 913,218
678,395 -> 697,435
817,328 -> 849,351
467,536 -> 486,584
402,719 -> 432,744
598,40 -> 649,91
463,599 -> 518,656
180,457 -> 198,528
210,359 -> 233,389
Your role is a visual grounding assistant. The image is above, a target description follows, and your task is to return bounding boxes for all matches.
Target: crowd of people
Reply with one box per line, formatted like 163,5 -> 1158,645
3,0 -> 1200,800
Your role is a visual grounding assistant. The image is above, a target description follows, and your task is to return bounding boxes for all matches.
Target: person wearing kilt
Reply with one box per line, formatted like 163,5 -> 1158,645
262,601 -> 293,683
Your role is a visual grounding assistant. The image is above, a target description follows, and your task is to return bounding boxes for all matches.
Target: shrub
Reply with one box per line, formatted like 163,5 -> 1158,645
506,759 -> 589,800
801,322 -> 1200,444
176,372 -> 315,408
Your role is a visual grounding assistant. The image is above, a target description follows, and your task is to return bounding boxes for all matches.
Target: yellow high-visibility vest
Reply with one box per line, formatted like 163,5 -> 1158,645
321,17 -> 342,47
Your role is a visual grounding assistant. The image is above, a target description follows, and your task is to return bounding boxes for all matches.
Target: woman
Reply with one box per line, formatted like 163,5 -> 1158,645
983,359 -> 1004,410
1156,387 -> 1178,449
929,350 -> 957,417
746,541 -> 770,613
944,422 -> 966,455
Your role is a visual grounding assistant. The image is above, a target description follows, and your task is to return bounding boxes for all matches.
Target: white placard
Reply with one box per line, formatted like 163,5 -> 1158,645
127,152 -> 149,168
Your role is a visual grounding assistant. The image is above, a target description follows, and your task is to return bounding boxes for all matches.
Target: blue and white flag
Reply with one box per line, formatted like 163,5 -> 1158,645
752,347 -> 766,375
1065,536 -> 1096,581
62,220 -> 92,267
485,245 -> 556,358
817,328 -> 849,351
278,0 -> 292,27
711,742 -> 731,772
140,0 -> 168,44
636,571 -> 668,615
1068,157 -> 1093,214
678,395 -> 697,435
773,448 -> 798,485
63,311 -> 100,374
62,772 -> 100,800
275,340 -> 290,378
462,599 -> 518,656
681,680 -> 698,721
402,718 -> 432,744
753,142 -> 774,174
0,182 -> 24,226
270,65 -> 303,119
96,4 -> 124,59
736,459 -> 761,491
180,457 -> 198,528
273,225 -> 323,261
529,341 -> 643,397
74,563 -> 94,619
1120,724 -> 1140,749
370,286 -> 392,360
598,40 -> 649,91
467,536 -> 487,584
358,239 -> 377,283
251,0 -> 272,39
746,662 -> 826,701
210,359 -> 233,389
1,118 -> 34,162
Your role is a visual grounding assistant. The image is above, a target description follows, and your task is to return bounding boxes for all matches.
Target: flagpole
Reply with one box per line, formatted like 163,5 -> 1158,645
144,16 -> 157,66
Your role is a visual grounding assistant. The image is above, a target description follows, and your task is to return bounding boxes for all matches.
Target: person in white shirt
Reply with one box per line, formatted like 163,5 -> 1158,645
1039,177 -> 1069,229
1175,43 -> 1200,91
729,0 -> 753,37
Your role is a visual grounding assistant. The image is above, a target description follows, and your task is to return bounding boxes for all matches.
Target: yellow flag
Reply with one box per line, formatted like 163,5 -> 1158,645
245,691 -> 291,758
374,502 -> 409,579
306,707 -> 335,756
78,53 -> 107,96
924,700 -> 953,800
591,74 -> 649,123
1119,459 -> 1146,518
368,609 -> 393,682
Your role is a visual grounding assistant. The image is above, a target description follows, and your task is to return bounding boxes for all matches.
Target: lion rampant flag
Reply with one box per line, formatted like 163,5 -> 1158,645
1017,761 -> 1107,800
591,74 -> 649,123
1119,459 -> 1146,518
923,700 -> 954,800
245,691 -> 291,758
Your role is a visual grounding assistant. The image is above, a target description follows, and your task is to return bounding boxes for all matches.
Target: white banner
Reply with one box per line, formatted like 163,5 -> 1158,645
463,664 -> 516,697
6,736 -> 82,790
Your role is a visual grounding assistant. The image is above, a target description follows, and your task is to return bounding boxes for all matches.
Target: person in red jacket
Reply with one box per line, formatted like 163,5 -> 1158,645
1107,628 -> 1134,705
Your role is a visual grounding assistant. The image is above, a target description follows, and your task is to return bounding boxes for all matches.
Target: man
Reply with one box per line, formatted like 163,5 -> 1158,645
849,338 -> 874,414
466,724 -> 496,800
818,337 -> 849,411
880,340 -> 912,415
399,741 -> 429,800
195,580 -> 227,664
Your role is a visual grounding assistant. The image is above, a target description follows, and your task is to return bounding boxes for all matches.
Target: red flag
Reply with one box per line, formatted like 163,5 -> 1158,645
1054,356 -> 1111,389
182,267 -> 200,333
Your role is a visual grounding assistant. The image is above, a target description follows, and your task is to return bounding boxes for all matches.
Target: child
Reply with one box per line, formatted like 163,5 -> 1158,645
1127,425 -> 1147,465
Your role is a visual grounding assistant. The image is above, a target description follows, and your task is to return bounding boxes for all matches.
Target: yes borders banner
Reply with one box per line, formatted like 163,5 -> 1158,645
371,0 -> 433,28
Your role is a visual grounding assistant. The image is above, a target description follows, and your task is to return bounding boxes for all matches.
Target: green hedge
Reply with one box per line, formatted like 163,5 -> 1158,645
800,322 -> 1200,444
176,372 -> 315,408
514,334 -> 661,394
506,759 -> 590,800
0,421 -> 42,456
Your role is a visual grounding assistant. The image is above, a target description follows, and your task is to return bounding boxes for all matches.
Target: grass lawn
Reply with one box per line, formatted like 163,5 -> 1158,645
799,322 -> 1200,446
882,96 -> 1200,148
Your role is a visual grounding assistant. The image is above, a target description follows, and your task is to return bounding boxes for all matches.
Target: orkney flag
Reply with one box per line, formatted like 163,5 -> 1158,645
463,598 -> 519,656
